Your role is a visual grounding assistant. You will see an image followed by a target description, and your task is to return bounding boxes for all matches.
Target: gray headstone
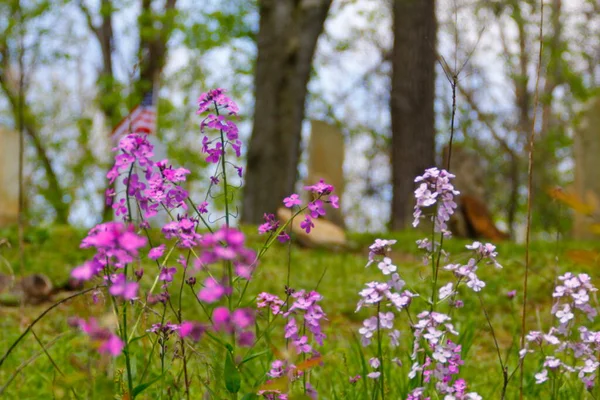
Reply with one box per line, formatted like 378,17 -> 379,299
306,120 -> 345,227
573,96 -> 600,239
0,127 -> 19,227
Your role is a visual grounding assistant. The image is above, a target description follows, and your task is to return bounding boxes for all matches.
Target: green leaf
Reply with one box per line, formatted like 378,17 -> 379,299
241,394 -> 260,400
240,349 -> 270,365
224,351 -> 241,393
132,374 -> 163,398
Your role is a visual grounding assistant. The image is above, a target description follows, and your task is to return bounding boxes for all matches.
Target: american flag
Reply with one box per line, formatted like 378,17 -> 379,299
110,91 -> 156,141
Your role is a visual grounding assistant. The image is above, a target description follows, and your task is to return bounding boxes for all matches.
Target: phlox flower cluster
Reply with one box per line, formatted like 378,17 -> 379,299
69,317 -> 124,357
107,134 -> 191,220
195,225 -> 257,280
412,168 -> 459,236
257,290 -> 326,398
407,312 -> 479,399
442,241 -> 502,294
212,307 -> 256,347
357,239 -> 416,383
258,179 -> 340,240
523,273 -> 600,390
198,88 -> 243,178
71,222 -> 147,300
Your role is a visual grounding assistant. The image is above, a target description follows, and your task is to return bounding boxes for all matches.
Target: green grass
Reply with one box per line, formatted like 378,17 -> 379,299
0,224 -> 599,399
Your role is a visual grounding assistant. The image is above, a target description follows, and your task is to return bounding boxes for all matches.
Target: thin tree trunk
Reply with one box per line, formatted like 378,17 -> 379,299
0,67 -> 69,223
80,0 -> 177,222
390,0 -> 437,230
241,0 -> 332,224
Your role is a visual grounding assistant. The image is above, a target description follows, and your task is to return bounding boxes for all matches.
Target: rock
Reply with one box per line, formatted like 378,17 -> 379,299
277,207 -> 347,249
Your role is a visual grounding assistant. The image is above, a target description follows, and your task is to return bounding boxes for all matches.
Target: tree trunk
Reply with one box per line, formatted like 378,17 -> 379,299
390,0 -> 437,230
80,0 -> 177,222
241,0 -> 332,224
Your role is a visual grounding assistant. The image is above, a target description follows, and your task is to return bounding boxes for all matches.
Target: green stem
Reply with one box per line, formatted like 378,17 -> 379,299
377,302 -> 384,400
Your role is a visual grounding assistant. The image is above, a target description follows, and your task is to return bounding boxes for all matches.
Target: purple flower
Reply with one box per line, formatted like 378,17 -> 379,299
269,360 -> 286,379
303,179 -> 334,196
197,277 -> 227,303
71,261 -> 102,281
72,318 -> 124,357
283,193 -> 302,208
179,321 -> 206,342
300,216 -> 314,234
412,168 -> 459,236
329,195 -> 339,209
148,244 -> 166,260
197,88 -> 239,115
108,274 -> 139,300
231,308 -> 254,329
159,267 -> 177,283
308,200 -> 326,219
257,292 -> 284,315
259,213 -> 279,235
213,307 -> 231,332
377,257 -> 397,275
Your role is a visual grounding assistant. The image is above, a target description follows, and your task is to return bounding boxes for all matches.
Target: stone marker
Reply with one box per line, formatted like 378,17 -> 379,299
306,120 -> 345,228
0,127 -> 19,227
277,207 -> 346,249
442,145 -> 509,241
573,96 -> 600,239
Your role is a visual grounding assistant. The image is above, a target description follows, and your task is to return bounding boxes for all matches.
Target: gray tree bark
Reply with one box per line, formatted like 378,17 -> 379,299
241,0 -> 332,224
390,0 -> 437,230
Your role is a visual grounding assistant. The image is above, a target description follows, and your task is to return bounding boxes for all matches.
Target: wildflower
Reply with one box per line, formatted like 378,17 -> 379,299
179,321 -> 205,342
412,168 -> 459,236
71,318 -> 124,357
197,277 -> 228,303
377,257 -> 397,275
283,193 -> 302,208
359,317 -> 378,346
159,267 -> 177,283
300,216 -> 314,234
108,273 -> 139,300
257,292 -> 285,315
303,179 -> 334,196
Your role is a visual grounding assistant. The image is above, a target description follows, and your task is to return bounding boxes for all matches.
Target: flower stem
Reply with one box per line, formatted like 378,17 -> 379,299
377,303 -> 384,400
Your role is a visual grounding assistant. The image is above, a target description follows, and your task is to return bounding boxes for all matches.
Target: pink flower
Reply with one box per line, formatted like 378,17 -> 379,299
72,318 -> 124,357
71,261 -> 101,281
308,200 -> 326,219
283,193 -> 302,208
148,244 -> 166,260
300,216 -> 314,234
108,274 -> 139,300
213,307 -> 231,332
179,321 -> 205,342
197,277 -> 227,303
303,179 -> 334,195
232,308 -> 254,329
159,267 -> 177,283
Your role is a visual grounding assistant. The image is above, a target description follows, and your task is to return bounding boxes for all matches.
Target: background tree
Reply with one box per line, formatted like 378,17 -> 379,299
389,0 -> 437,230
241,0 -> 332,224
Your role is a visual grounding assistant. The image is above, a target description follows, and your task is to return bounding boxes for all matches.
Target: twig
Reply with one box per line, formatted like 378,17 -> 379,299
519,2 -> 545,398
17,1 -> 25,275
0,286 -> 100,368
0,332 -> 68,395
